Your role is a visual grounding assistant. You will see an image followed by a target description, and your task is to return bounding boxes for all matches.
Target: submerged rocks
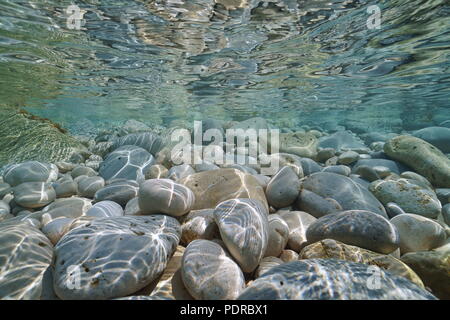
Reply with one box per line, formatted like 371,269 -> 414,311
53,215 -> 181,300
306,210 -> 399,254
85,201 -> 124,218
278,210 -> 316,252
13,182 -> 56,208
109,132 -> 163,156
384,135 -> 450,187
238,259 -> 436,300
412,126 -> 450,153
138,179 -> 195,217
180,209 -> 219,245
299,172 -> 387,218
99,145 -> 155,182
180,169 -> 267,211
265,214 -> 290,257
3,161 -> 58,187
0,220 -> 53,299
279,132 -> 318,158
265,166 -> 300,208
77,176 -> 105,198
214,199 -> 269,273
94,180 -> 139,206
369,179 -> 441,219
181,240 -> 245,300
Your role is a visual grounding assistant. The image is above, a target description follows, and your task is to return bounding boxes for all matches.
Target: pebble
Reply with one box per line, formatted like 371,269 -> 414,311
352,159 -> 407,175
412,126 -> 450,153
306,210 -> 399,254
322,165 -> 351,176
265,214 -> 290,257
93,179 -> 139,206
180,209 -> 219,245
279,132 -> 318,159
385,202 -> 407,218
3,161 -> 58,187
214,198 -> 269,273
318,131 -> 366,151
85,200 -> 124,218
53,215 -> 181,300
138,179 -> 195,217
181,240 -> 245,300
354,165 -> 380,182
279,210 -> 317,252
279,249 -> 299,262
436,188 -> 450,205
71,166 -> 97,179
237,259 -> 435,300
265,166 -> 300,208
41,217 -> 74,245
337,151 -> 359,165
41,197 -> 92,221
53,176 -> 78,198
296,189 -> 342,218
258,153 -> 304,177
167,164 -> 195,181
77,176 -> 105,198
13,182 -> 56,208
254,257 -> 284,278
390,214 -> 447,254
145,164 -> 168,179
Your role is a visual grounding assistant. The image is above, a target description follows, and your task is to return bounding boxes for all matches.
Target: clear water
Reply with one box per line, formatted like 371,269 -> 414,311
0,0 -> 449,134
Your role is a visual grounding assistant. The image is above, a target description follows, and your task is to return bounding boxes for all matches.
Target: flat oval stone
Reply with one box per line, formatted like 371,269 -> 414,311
265,166 -> 300,209
0,220 -> 53,299
13,182 -> 56,209
296,189 -> 343,218
390,214 -> 447,254
41,197 -> 92,221
77,176 -> 105,198
238,259 -> 436,300
299,172 -> 387,218
369,179 -> 441,219
180,169 -> 268,211
265,214 -> 289,257
94,180 -> 139,206
214,198 -> 269,273
99,145 -> 155,182
138,179 -> 195,217
181,209 -> 219,245
53,215 -> 181,300
85,201 -> 124,218
443,204 -> 450,226
181,240 -> 245,300
338,151 -> 359,165
352,159 -> 408,175
322,165 -> 351,176
413,126 -> 450,153
3,161 -> 58,187
279,210 -> 317,252
306,210 -> 399,254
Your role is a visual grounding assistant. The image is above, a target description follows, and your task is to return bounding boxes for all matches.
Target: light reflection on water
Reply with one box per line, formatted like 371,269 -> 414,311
0,0 -> 448,133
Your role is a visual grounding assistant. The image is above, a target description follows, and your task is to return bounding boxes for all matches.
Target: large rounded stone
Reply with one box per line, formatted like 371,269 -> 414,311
53,215 -> 181,300
401,250 -> 450,300
0,220 -> 53,299
265,166 -> 300,209
413,126 -> 450,153
94,179 -> 139,207
99,145 -> 155,182
13,182 -> 56,209
180,169 -> 268,211
138,179 -> 195,217
369,179 -> 441,219
390,214 -> 446,254
40,197 -> 92,221
238,259 -> 436,300
3,161 -> 58,187
296,189 -> 343,218
264,214 -> 289,257
299,172 -> 387,218
306,210 -> 399,254
278,210 -> 317,252
384,135 -> 450,187
299,239 -> 424,287
85,201 -> 124,218
214,199 -> 269,273
352,159 -> 408,175
110,132 -> 163,156
180,209 -> 219,245
53,176 -> 78,198
41,217 -> 74,245
181,240 -> 245,300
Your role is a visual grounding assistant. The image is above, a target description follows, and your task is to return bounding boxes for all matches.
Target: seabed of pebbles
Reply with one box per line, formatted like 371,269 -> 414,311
0,118 -> 449,300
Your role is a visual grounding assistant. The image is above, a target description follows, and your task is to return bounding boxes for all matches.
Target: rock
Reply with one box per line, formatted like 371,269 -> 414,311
401,250 -> 449,300
354,165 -> 380,182
413,126 -> 450,153
180,209 -> 219,245
390,214 -> 446,254
299,172 -> 387,218
279,132 -> 318,158
145,164 -> 168,179
167,164 -> 195,181
352,159 -> 408,175
322,165 -> 351,176
265,166 -> 300,209
99,145 -> 155,182
0,110 -> 86,167
41,217 -> 74,245
306,210 -> 399,254
53,177 -> 78,198
338,151 -> 359,165
0,220 -> 53,299
180,169 -> 268,211
316,148 -> 335,163
318,131 -> 366,151
296,189 -> 343,218
258,153 -> 304,177
299,239 -> 424,287
193,162 -> 220,173
385,202 -> 407,218
3,161 -> 58,187
279,211 -> 317,252
124,197 -> 143,216
71,166 -> 97,179
110,132 -> 163,156
214,199 -> 269,273
13,182 -> 56,209
237,259 -> 436,300
369,179 -> 441,219
255,257 -> 284,278
85,201 -> 124,218
41,197 -> 92,222
77,176 -> 105,198
181,240 -> 245,300
265,214 -> 290,257
53,215 -> 181,300
384,135 -> 450,187
0,200 -> 11,217
443,204 -> 450,226
138,179 -> 194,217
94,179 -> 139,207
436,189 -> 450,205
279,249 -> 299,262
253,174 -> 271,190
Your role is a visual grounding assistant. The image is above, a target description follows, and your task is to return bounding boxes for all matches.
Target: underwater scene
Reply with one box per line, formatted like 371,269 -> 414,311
0,0 -> 449,300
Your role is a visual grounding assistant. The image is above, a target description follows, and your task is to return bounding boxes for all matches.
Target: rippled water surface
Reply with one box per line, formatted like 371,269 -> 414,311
0,0 -> 449,133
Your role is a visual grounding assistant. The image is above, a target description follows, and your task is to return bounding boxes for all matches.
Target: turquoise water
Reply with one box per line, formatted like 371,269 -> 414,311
0,0 -> 449,133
